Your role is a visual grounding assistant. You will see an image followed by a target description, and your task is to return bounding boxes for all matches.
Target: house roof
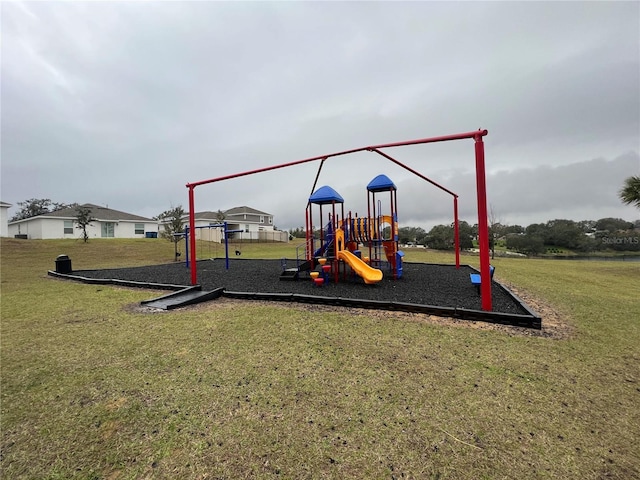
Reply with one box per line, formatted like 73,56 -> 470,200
309,185 -> 344,205
186,207 -> 272,221
0,201 -> 12,208
367,174 -> 397,192
224,206 -> 271,216
192,211 -> 225,221
10,203 -> 153,223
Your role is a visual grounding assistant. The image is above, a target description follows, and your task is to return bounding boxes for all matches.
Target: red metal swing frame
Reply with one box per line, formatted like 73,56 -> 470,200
185,129 -> 492,310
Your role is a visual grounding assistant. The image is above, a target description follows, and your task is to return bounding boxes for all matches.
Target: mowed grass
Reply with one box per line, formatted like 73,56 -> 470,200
1,239 -> 639,479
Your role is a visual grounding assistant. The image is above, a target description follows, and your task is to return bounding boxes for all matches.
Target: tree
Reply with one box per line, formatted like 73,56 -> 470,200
619,175 -> 640,209
544,219 -> 585,250
10,198 -> 74,221
594,217 -> 634,233
488,205 -> 506,259
426,224 -> 451,250
425,222 -> 474,250
426,224 -> 454,250
505,233 -> 545,256
75,206 -> 96,243
215,209 -> 226,223
503,224 -> 524,235
157,206 -> 186,260
525,223 -> 547,237
288,227 -> 306,238
398,226 -> 427,245
457,221 -> 475,249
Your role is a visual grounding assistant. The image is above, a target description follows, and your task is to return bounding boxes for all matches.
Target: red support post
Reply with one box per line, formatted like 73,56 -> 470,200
453,196 -> 460,269
305,206 -> 312,262
188,186 -> 198,285
474,134 -> 492,310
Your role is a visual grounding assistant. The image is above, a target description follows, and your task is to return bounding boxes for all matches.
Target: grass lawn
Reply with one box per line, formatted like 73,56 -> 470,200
1,238 -> 639,479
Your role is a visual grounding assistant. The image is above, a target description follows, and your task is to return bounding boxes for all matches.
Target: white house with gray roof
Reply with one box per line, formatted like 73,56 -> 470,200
8,203 -> 157,240
222,206 -> 274,234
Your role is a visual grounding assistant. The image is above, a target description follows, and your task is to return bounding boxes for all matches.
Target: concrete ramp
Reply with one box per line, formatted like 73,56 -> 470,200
141,286 -> 224,310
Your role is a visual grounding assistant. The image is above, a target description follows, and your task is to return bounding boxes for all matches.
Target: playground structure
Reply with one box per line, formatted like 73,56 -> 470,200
303,174 -> 404,285
185,129 -> 494,311
45,129 -> 546,327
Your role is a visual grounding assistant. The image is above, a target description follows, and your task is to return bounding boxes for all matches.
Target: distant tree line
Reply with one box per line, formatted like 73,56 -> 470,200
505,218 -> 639,254
287,217 -> 639,254
401,218 -> 639,255
10,198 -> 639,254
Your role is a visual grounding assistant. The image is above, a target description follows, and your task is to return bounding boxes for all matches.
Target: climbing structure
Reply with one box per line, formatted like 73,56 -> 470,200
305,175 -> 404,284
366,174 -> 403,280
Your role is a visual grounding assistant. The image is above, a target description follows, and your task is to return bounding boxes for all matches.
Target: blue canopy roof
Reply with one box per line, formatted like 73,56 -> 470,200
367,174 -> 396,192
309,185 -> 344,205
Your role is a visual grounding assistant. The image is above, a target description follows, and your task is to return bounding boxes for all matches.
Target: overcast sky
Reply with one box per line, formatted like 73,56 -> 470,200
2,1 -> 639,231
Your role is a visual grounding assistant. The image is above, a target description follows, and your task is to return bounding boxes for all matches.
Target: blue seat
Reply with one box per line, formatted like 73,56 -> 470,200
470,265 -> 495,292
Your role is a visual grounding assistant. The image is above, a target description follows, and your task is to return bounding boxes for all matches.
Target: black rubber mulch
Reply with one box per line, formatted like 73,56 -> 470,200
73,258 -> 530,315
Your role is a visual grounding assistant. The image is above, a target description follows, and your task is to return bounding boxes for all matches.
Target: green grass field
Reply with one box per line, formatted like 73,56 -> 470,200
1,238 -> 639,479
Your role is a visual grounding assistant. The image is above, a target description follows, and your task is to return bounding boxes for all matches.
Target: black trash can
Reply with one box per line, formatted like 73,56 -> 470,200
55,255 -> 72,274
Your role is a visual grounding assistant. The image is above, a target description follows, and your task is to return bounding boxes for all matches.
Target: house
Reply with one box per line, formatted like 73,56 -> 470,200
223,206 -> 275,236
177,211 -> 227,242
1,201 -> 11,237
7,203 -> 158,240
169,206 -> 287,243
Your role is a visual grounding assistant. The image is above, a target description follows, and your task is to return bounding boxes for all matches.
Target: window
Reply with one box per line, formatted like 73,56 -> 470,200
134,223 -> 144,235
269,217 -> 273,224
101,222 -> 115,238
245,224 -> 250,233
64,220 -> 73,235
260,216 -> 265,223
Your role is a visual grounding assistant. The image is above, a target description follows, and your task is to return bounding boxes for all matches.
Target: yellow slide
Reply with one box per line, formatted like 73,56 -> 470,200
337,250 -> 383,285
334,228 -> 383,284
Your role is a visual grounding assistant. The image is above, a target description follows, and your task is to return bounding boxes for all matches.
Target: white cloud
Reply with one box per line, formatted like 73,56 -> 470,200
1,1 -> 638,231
